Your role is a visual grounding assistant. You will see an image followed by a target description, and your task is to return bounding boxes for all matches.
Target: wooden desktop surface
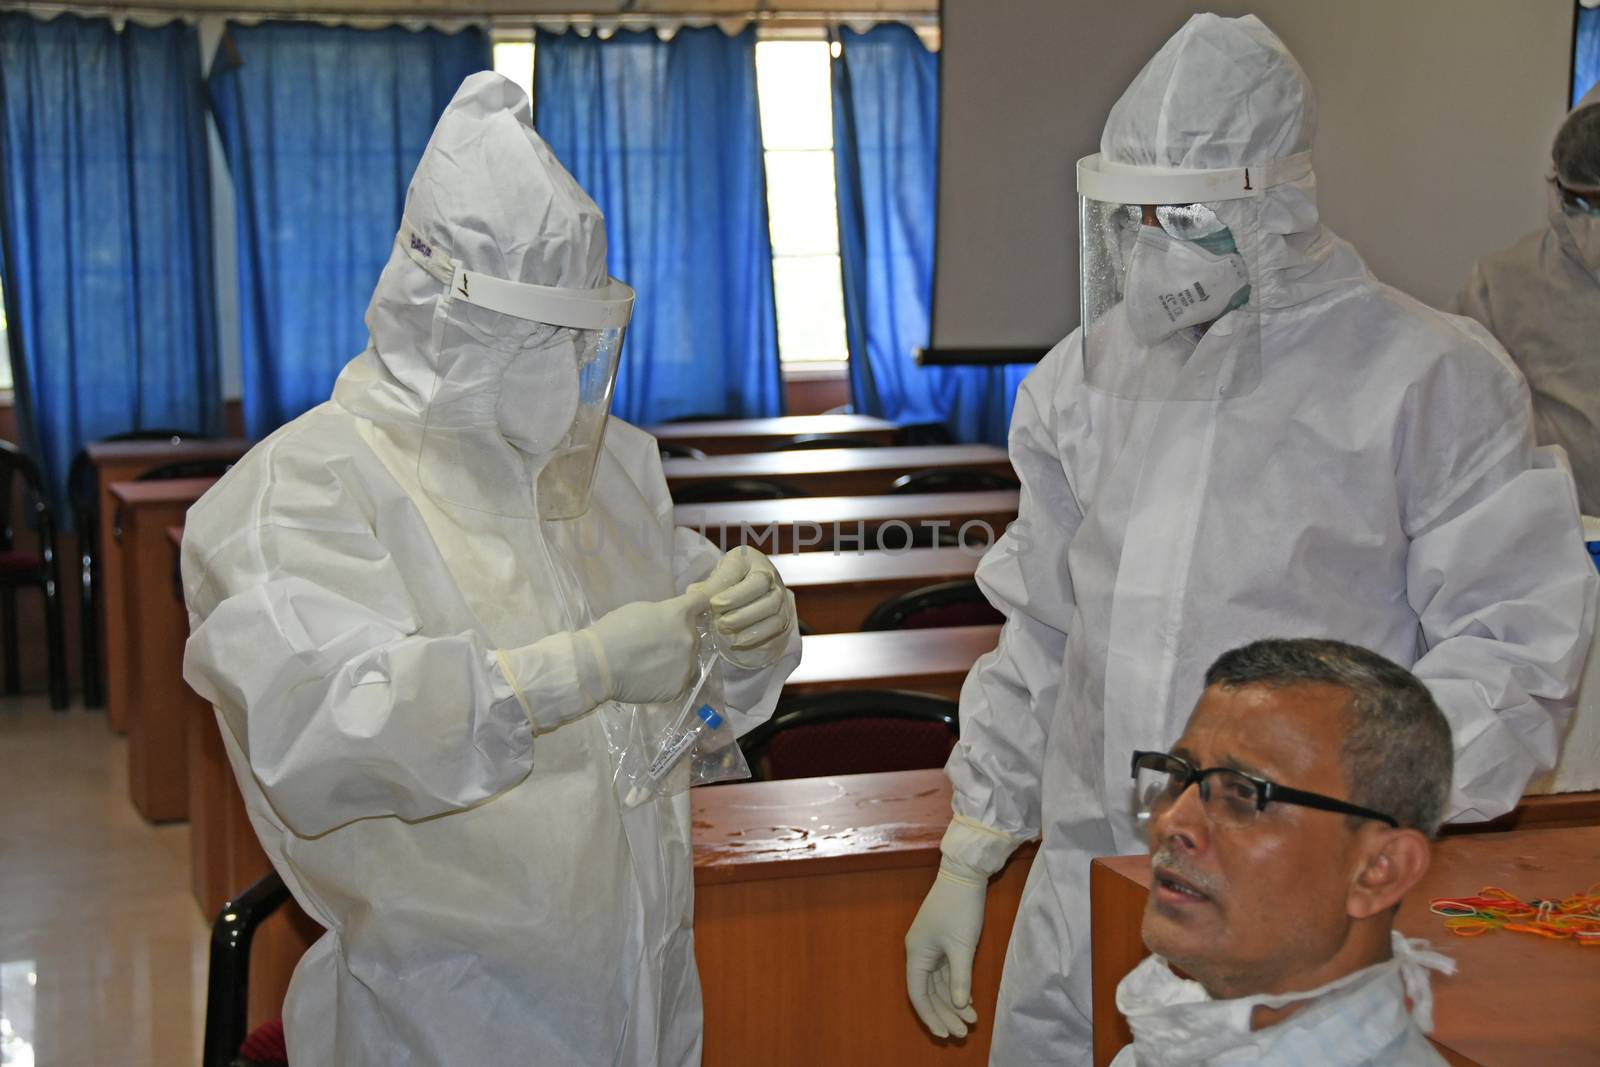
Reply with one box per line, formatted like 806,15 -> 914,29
677,490 -> 1019,554
785,625 -> 1000,702
775,547 -> 983,633
648,414 -> 898,454
1089,826 -> 1600,1067
87,441 -> 248,731
693,769 -> 1036,1065
664,444 -> 1012,497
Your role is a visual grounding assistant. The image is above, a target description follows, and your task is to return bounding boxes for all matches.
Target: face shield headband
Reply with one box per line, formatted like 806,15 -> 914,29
400,218 -> 637,520
1075,152 -> 1311,401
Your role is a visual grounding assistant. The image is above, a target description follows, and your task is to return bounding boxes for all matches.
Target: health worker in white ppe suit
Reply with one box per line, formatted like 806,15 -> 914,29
181,72 -> 800,1067
1455,85 -> 1600,514
904,15 -> 1596,1065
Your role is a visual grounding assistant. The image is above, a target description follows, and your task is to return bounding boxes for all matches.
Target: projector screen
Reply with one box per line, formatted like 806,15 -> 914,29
929,0 -> 1576,360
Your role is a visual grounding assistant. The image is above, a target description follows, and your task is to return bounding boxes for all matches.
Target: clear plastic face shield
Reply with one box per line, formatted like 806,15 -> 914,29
1076,152 -> 1310,400
400,220 -> 635,521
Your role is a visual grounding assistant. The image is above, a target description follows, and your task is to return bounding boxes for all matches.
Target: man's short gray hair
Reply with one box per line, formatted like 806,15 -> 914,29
1204,638 -> 1453,836
1555,101 -> 1600,190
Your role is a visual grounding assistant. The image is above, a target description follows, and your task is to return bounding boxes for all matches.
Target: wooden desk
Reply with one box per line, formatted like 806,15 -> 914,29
694,769 -> 1037,1064
649,415 -> 898,455
785,625 -> 1000,702
664,444 -> 1012,499
1089,826 -> 1600,1066
109,478 -> 217,820
89,438 -> 249,731
677,490 -> 1019,555
1443,790 -> 1600,834
776,547 -> 983,633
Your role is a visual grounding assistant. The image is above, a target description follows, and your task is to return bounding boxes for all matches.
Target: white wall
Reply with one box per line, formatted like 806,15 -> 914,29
932,0 -> 1575,351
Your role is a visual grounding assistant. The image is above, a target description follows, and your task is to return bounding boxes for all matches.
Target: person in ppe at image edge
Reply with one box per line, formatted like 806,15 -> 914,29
180,72 -> 799,1067
1455,85 -> 1600,514
905,14 -> 1595,1066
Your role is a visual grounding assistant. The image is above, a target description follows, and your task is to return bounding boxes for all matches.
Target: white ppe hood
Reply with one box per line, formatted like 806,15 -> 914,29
335,72 -> 633,520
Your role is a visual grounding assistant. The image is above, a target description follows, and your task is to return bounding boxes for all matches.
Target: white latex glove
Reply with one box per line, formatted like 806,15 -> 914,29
578,590 -> 710,705
687,546 -> 794,669
905,854 -> 988,1039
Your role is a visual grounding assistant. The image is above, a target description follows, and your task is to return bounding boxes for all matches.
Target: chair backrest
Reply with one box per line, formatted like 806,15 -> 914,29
861,579 -> 1003,631
110,459 -> 234,543
135,458 -> 236,482
0,440 -> 56,556
664,412 -> 734,423
783,433 -> 882,450
889,468 -> 1020,495
658,442 -> 709,461
897,421 -> 955,446
738,689 -> 959,781
66,429 -> 212,534
672,478 -> 802,504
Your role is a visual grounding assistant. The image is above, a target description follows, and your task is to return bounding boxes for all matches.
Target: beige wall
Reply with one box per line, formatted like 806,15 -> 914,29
933,0 -> 1575,349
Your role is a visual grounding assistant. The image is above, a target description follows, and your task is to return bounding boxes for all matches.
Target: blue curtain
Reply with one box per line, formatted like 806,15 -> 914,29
208,22 -> 489,436
0,13 -> 220,512
1577,5 -> 1600,107
534,27 -> 782,424
833,24 -> 1026,445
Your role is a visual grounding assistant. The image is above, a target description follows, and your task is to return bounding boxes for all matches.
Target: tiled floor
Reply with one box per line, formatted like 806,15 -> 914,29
0,694 -> 207,1066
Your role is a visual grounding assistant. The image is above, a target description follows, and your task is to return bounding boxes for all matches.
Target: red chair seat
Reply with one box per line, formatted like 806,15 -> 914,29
0,549 -> 44,578
237,1016 -> 288,1066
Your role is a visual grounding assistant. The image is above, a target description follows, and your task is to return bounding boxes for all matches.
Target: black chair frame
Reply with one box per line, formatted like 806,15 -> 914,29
657,441 -> 709,461
738,688 -> 959,780
782,433 -> 883,450
204,870 -> 290,1067
889,468 -> 1020,495
0,440 -> 68,708
671,477 -> 802,504
860,579 -> 996,632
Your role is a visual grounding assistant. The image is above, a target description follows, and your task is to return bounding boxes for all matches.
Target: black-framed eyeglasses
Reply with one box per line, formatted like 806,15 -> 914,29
1130,750 -> 1399,830
1553,177 -> 1600,216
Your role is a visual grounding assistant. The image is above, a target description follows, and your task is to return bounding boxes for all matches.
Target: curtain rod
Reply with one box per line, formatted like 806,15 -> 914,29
8,2 -> 935,29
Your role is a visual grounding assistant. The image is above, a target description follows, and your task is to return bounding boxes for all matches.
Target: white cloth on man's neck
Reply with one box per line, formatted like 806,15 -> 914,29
1109,932 -> 1454,1066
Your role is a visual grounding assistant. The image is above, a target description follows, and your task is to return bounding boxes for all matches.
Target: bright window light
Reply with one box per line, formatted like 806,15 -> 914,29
756,40 -> 848,366
493,39 -> 536,110
0,275 -> 12,393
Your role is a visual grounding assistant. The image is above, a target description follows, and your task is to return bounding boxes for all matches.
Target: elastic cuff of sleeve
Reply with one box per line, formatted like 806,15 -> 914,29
497,633 -> 602,734
941,814 -> 1024,877
493,649 -> 534,724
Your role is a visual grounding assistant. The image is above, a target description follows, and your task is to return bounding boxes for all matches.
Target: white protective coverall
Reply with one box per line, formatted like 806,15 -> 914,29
917,15 -> 1596,1065
182,73 -> 799,1066
1455,86 -> 1600,514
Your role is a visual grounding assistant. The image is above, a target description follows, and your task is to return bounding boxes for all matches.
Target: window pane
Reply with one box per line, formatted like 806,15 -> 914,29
773,255 -> 848,362
756,41 -> 832,151
0,277 -> 10,392
764,151 -> 839,256
493,40 -> 536,108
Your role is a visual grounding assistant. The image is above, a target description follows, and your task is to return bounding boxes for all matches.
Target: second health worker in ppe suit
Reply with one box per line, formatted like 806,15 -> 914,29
182,73 -> 800,1066
1456,85 -> 1600,514
904,15 -> 1595,1065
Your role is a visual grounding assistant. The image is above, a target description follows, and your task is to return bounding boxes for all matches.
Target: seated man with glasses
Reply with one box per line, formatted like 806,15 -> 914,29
1114,637 -> 1456,1066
